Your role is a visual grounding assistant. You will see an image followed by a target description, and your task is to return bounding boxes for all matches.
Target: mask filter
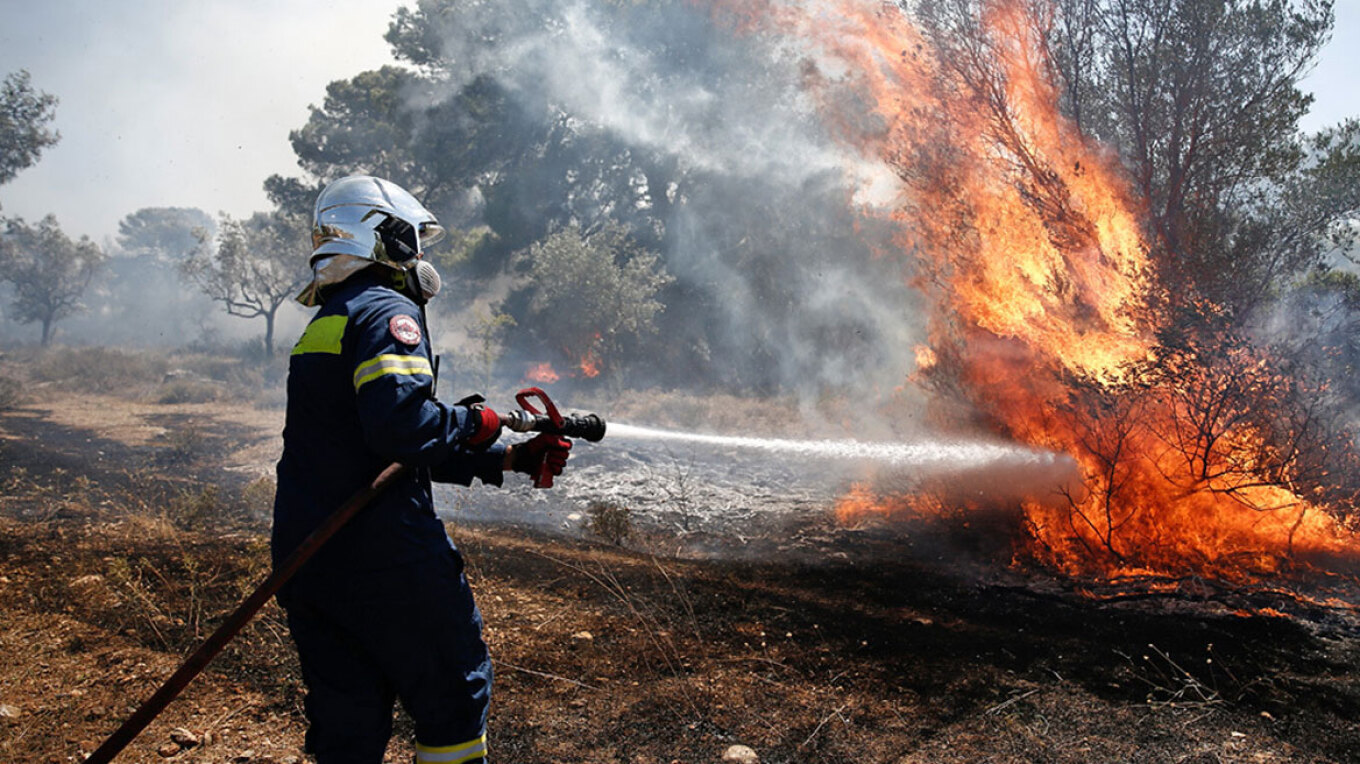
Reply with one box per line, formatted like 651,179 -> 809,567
413,259 -> 442,302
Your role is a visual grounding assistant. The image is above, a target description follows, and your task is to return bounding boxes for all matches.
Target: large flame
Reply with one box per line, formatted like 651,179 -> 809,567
711,0 -> 1359,582
526,362 -> 561,384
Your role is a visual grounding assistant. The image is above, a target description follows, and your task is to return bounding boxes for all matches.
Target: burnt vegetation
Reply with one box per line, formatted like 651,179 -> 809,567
2,0 -> 1360,761
2,363 -> 1360,762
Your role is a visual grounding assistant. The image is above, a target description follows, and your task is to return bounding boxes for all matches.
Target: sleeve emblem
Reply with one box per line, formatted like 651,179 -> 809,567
389,314 -> 423,346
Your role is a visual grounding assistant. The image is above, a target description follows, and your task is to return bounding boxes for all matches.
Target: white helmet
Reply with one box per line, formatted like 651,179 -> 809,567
297,175 -> 446,306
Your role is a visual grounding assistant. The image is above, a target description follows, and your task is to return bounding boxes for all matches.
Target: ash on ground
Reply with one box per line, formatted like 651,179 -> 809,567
437,434 -> 862,555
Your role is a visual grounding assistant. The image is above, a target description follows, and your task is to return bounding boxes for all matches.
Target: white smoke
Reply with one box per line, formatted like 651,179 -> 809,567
421,0 -> 926,404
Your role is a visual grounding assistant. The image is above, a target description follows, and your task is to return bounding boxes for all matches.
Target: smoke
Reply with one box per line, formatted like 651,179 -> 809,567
0,230 -> 310,352
417,0 -> 927,403
1255,274 -> 1360,431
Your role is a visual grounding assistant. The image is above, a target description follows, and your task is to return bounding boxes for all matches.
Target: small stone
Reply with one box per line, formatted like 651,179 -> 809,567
157,741 -> 180,758
570,631 -> 594,643
0,704 -> 19,718
169,727 -> 200,748
722,744 -> 759,764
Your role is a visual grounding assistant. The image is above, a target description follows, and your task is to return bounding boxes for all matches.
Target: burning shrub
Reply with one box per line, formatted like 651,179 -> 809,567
513,221 -> 672,383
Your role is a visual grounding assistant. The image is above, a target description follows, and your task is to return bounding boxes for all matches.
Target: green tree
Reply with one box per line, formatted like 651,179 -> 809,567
517,221 -> 672,378
264,175 -> 322,219
288,66 -> 425,191
1043,0 -> 1337,315
181,212 -> 311,358
0,215 -> 105,345
0,70 -> 59,187
464,306 -> 516,386
117,207 -> 215,262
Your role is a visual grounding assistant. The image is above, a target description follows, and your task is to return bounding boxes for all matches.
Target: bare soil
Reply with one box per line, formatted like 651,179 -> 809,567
2,376 -> 1360,763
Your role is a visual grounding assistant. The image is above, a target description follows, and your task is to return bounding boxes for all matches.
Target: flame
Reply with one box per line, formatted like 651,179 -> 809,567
913,344 -> 937,372
579,349 -> 601,378
836,483 -> 953,526
579,333 -> 603,378
710,0 -> 1359,584
835,483 -> 898,525
526,362 -> 560,384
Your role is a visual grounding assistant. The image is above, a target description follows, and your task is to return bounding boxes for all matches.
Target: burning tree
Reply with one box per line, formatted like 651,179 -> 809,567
728,0 -> 1360,583
1042,0 -> 1338,317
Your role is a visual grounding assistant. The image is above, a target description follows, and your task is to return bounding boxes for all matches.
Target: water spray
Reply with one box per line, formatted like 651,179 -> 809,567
605,422 -> 1068,473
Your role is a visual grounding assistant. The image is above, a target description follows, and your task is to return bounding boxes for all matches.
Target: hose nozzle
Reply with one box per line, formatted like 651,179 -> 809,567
503,410 -> 606,442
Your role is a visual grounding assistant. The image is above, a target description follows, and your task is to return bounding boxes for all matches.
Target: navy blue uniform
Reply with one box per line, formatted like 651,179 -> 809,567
273,271 -> 500,764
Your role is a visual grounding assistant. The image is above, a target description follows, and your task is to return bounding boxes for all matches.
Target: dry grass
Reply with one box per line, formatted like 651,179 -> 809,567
26,346 -> 170,395
2,350 -> 1359,763
0,375 -> 21,410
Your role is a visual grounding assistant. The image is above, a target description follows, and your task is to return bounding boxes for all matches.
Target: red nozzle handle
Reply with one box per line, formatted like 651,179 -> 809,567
515,387 -> 565,488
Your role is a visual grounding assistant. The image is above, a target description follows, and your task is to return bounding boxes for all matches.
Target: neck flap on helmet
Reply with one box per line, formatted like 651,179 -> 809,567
297,175 -> 445,307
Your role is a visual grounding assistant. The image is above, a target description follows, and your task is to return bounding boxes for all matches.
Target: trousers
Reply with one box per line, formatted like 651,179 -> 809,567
281,547 -> 492,764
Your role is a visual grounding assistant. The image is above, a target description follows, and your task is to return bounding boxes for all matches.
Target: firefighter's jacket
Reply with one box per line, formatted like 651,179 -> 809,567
271,272 -> 506,577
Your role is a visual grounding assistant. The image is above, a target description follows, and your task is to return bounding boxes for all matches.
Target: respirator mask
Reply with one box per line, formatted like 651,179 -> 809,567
376,216 -> 442,305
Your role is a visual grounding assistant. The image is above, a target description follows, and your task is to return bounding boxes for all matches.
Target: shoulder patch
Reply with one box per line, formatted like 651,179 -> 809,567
389,314 -> 422,346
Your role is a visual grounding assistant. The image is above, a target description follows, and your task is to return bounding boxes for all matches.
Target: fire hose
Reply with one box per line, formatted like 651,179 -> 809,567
85,387 -> 604,763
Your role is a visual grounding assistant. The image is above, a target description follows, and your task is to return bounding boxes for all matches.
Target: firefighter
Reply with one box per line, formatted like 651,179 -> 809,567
272,175 -> 569,764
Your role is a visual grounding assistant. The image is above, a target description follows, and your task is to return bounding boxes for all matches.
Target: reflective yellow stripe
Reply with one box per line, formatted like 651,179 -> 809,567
415,733 -> 487,763
353,353 -> 433,391
292,315 -> 347,355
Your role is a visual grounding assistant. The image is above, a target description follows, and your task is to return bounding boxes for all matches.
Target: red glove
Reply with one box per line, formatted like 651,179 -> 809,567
465,405 -> 502,448
511,432 -> 572,487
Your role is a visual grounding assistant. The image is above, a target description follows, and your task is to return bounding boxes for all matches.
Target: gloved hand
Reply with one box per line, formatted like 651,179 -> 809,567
464,405 -> 502,448
511,432 -> 572,486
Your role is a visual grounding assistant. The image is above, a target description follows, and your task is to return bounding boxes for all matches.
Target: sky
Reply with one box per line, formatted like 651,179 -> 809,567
0,0 -> 1358,246
0,0 -> 405,243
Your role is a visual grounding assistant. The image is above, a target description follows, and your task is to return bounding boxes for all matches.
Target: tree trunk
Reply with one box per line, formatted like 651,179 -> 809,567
40,315 -> 53,347
263,310 -> 276,360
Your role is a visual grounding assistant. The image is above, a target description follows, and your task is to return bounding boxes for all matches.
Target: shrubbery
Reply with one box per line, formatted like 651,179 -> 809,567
28,346 -> 168,393
586,499 -> 632,546
0,375 -> 20,409
154,378 -> 222,404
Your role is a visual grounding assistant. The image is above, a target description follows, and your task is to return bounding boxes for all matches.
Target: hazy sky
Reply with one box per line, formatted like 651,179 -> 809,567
0,0 -> 1357,245
0,1 -> 404,242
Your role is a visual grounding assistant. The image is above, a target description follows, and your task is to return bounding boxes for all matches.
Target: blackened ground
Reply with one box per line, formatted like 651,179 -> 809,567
2,389 -> 1359,763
